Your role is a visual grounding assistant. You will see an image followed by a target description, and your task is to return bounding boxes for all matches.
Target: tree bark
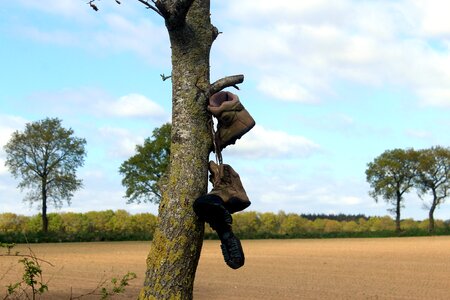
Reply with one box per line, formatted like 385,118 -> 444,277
42,177 -> 48,233
429,201 -> 436,233
139,1 -> 215,299
395,191 -> 401,233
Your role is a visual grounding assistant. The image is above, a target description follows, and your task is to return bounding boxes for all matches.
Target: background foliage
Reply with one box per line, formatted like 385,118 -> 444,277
0,210 -> 448,243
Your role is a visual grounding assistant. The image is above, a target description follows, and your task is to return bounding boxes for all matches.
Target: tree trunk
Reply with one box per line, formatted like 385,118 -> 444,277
139,1 -> 214,299
42,178 -> 48,233
429,202 -> 436,234
395,192 -> 401,233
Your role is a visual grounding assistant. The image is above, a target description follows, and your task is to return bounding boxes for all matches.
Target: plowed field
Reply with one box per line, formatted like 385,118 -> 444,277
1,237 -> 450,299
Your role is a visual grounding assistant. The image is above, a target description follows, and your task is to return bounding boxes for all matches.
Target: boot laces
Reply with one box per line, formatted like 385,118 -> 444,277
210,115 -> 223,165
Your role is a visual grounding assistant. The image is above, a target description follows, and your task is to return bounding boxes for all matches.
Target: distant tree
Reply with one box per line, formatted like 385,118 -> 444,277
357,217 -> 369,232
368,216 -> 396,232
0,213 -> 27,233
342,220 -> 358,232
365,148 -> 419,232
323,219 -> 342,233
301,213 -> 368,222
131,213 -> 158,236
233,211 -> 261,238
4,118 -> 86,232
400,218 -> 419,231
280,213 -> 309,235
60,212 -> 88,234
259,212 -> 280,235
414,146 -> 450,233
119,123 -> 171,204
311,218 -> 327,233
85,210 -> 116,233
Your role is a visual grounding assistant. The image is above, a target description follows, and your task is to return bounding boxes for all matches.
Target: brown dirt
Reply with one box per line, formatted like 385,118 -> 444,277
1,237 -> 450,299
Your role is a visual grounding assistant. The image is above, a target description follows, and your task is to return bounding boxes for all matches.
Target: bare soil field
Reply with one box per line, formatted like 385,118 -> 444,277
1,237 -> 450,299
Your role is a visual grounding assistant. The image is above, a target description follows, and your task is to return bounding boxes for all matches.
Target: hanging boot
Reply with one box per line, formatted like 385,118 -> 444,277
208,161 -> 251,214
208,91 -> 255,151
193,194 -> 245,269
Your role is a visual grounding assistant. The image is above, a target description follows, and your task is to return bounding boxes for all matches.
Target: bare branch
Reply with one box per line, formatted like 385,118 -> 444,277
160,73 -> 172,81
86,0 -> 163,17
138,0 -> 163,17
212,26 -> 222,42
0,254 -> 54,267
88,0 -> 98,11
209,75 -> 244,96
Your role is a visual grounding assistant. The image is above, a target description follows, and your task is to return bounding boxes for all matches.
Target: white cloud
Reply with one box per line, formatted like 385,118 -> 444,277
214,0 -> 450,107
223,0 -> 348,24
97,126 -> 145,159
0,115 -> 28,175
25,88 -> 110,116
413,0 -> 450,38
26,89 -> 167,120
103,94 -> 166,118
240,169 -> 373,215
0,115 -> 27,147
92,13 -> 169,64
223,125 -> 320,159
417,87 -> 450,107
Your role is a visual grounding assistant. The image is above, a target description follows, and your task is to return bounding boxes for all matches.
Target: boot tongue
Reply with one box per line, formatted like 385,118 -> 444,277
222,166 -> 232,184
208,161 -> 222,187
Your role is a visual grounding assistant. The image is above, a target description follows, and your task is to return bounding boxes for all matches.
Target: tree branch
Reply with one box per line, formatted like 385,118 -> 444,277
160,73 -> 172,81
86,0 -> 162,17
212,26 -> 222,42
209,75 -> 244,96
155,0 -> 196,29
137,0 -> 163,17
88,0 -> 99,11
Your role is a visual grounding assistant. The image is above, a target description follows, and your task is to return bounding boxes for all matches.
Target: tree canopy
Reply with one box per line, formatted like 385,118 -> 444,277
365,148 -> 419,232
3,117 -> 86,232
366,146 -> 450,233
119,123 -> 171,204
415,146 -> 450,232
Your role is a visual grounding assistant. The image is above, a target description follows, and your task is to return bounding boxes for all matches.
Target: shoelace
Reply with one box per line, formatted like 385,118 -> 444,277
210,115 -> 223,165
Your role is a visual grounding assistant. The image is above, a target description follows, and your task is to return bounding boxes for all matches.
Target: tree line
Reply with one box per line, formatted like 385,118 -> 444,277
366,147 -> 450,233
4,120 -> 450,237
1,210 -> 449,243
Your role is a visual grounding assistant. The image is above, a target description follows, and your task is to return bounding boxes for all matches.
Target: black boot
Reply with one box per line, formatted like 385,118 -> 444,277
193,194 -> 245,269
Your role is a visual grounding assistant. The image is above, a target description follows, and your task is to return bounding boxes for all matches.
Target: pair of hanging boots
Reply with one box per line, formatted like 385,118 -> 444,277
193,161 -> 251,269
194,90 -> 255,269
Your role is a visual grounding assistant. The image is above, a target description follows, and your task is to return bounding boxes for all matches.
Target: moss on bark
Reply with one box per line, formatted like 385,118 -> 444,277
139,1 -> 214,299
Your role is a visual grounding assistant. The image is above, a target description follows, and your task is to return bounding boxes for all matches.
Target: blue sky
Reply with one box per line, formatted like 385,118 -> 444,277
2,0 -> 450,220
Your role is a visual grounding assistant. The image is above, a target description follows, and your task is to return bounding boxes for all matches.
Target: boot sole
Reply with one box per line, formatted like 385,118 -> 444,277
220,231 -> 245,269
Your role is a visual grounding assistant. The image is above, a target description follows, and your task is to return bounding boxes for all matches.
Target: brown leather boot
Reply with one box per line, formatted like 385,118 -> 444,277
208,91 -> 255,151
208,161 -> 251,214
192,194 -> 245,269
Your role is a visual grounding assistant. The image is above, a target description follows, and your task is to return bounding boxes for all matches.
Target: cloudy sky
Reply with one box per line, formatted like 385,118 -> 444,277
2,0 -> 450,220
